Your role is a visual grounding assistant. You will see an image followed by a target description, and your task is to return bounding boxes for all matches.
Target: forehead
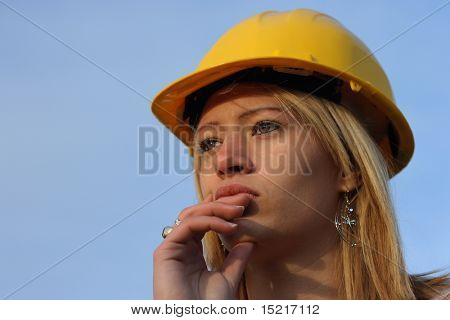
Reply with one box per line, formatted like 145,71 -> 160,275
197,82 -> 278,123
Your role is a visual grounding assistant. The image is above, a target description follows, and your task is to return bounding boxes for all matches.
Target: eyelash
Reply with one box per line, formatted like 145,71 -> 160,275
196,120 -> 282,154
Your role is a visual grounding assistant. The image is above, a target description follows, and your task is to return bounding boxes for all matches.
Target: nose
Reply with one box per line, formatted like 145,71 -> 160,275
215,131 -> 255,178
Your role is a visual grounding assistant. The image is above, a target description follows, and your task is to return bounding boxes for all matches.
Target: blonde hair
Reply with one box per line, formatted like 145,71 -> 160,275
191,81 -> 449,299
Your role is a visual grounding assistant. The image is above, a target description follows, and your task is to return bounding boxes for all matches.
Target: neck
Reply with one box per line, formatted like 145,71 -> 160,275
243,237 -> 340,300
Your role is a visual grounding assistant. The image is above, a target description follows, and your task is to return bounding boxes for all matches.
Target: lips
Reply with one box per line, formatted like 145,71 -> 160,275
214,183 -> 259,201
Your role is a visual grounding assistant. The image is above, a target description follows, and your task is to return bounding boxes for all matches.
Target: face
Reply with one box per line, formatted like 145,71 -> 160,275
194,82 -> 346,262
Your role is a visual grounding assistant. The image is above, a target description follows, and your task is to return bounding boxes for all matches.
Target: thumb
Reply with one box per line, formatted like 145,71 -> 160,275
221,242 -> 254,289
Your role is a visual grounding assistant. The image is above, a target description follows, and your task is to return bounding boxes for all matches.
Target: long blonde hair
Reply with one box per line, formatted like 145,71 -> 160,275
191,81 -> 449,299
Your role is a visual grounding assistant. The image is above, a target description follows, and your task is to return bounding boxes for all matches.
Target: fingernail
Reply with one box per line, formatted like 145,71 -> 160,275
228,222 -> 238,228
235,205 -> 245,212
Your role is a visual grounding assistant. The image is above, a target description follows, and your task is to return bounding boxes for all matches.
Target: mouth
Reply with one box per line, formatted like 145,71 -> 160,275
214,183 -> 259,201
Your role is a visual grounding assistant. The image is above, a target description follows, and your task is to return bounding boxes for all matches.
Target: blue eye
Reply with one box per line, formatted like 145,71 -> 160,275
196,120 -> 281,154
252,120 -> 281,135
197,137 -> 220,153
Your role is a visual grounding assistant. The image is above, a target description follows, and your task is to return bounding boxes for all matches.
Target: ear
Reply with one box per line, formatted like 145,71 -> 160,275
336,168 -> 361,192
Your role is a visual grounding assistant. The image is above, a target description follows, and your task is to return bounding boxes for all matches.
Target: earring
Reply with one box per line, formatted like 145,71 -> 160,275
335,190 -> 359,247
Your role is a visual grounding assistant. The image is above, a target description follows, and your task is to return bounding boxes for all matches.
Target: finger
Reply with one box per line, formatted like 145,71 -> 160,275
222,242 -> 254,289
165,216 -> 239,243
214,193 -> 255,206
178,201 -> 246,221
179,193 -> 252,221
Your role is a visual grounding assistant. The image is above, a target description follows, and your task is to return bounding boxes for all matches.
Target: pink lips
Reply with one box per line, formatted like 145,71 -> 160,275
214,183 -> 259,201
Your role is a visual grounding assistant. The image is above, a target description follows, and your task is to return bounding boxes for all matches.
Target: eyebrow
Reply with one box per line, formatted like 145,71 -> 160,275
194,106 -> 282,136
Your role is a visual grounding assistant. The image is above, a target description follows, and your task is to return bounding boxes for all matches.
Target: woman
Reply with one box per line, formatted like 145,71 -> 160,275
151,9 -> 449,299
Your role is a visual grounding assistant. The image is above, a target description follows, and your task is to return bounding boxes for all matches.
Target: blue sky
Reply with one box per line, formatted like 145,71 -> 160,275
1,1 -> 449,299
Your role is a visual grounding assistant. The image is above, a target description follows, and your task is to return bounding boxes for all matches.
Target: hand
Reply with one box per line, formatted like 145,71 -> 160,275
153,193 -> 255,299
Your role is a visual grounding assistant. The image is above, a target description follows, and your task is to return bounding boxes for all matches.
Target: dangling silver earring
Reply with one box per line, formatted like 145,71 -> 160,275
335,190 -> 359,247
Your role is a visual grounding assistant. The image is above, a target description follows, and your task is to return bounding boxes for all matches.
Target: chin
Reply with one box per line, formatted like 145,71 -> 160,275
217,215 -> 271,250
218,230 -> 256,252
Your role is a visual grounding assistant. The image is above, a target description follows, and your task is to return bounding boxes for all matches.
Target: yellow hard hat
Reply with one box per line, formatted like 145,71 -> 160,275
151,8 -> 414,177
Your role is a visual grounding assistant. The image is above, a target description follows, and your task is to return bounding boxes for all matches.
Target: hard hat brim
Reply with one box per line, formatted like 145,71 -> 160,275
150,57 -> 414,178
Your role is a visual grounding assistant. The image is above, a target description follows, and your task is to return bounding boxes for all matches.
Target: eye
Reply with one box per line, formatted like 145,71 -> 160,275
252,120 -> 281,136
197,137 -> 221,153
196,120 -> 281,154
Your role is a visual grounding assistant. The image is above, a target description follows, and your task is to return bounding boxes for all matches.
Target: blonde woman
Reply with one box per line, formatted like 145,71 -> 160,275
151,9 -> 449,299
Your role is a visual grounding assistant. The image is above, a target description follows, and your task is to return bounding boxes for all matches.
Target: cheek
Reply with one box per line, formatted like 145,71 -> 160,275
254,128 -> 339,226
254,126 -> 320,177
195,157 -> 212,197
197,173 -> 215,198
